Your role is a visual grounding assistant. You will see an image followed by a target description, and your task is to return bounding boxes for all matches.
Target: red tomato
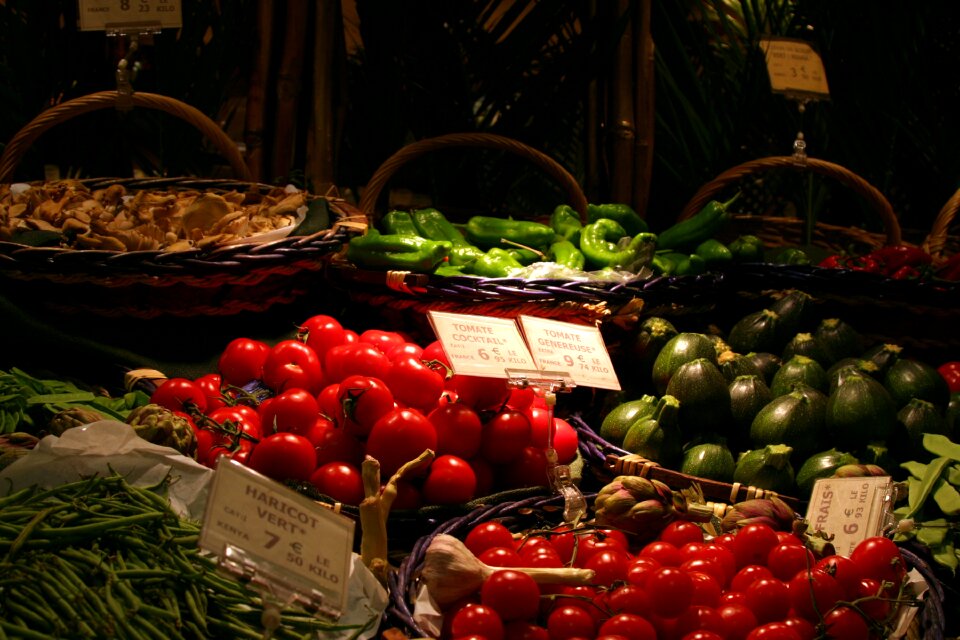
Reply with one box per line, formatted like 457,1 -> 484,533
479,547 -> 523,568
247,432 -> 316,482
364,408 -> 437,477
386,342 -> 424,362
193,426 -> 215,466
855,577 -> 893,622
674,605 -> 725,638
480,570 -> 541,622
787,569 -> 844,623
545,605 -> 595,640
313,421 -> 365,468
428,403 -> 483,459
297,315 -> 346,360
421,340 -> 451,368
502,446 -> 550,490
681,558 -> 726,590
358,329 -> 406,354
814,554 -> 864,599
259,388 -> 320,435
343,329 -> 359,344
262,340 -> 325,394
206,441 -> 254,467
324,343 -> 390,385
450,604 -> 505,640
506,386 -> 536,412
717,603 -> 758,640
465,521 -> 516,557
822,605 -> 870,640
422,455 -> 477,505
687,570 -> 722,607
730,564 -> 774,593
849,536 -> 907,585
527,413 -> 579,465
681,632 -> 724,640
660,521 -> 706,548
766,541 -> 816,582
217,337 -> 271,386
317,383 -> 343,423
151,377 -> 208,414
309,462 -> 364,505
385,354 -> 445,412
584,548 -> 632,586
597,613 -> 657,640
730,523 -> 780,568
646,566 -> 694,618
479,410 -> 531,464
639,540 -> 682,567
745,622 -> 802,640
625,556 -> 662,588
193,373 -> 227,412
451,374 -> 511,411
207,405 -> 263,443
292,415 -> 331,447
387,479 -> 421,511
469,456 -> 495,497
781,617 -> 816,640
606,583 -> 652,617
503,621 -> 548,640
743,577 -> 790,623
336,375 -> 395,437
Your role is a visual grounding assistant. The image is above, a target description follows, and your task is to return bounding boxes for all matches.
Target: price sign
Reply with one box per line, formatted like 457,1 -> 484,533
78,0 -> 182,32
199,459 -> 354,619
805,475 -> 896,557
760,37 -> 830,100
518,315 -> 621,391
427,311 -> 537,378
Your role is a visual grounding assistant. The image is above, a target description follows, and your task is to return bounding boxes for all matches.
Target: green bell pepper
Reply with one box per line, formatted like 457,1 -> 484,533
465,247 -> 525,278
380,210 -> 420,236
656,192 -> 739,251
508,248 -> 542,266
728,234 -> 766,262
650,251 -> 685,275
675,253 -> 707,275
464,216 -> 557,250
773,247 -> 811,266
433,263 -> 468,277
549,204 -> 584,244
346,229 -> 451,273
587,203 -> 648,236
580,218 -> 656,270
547,239 -> 586,270
694,238 -> 734,267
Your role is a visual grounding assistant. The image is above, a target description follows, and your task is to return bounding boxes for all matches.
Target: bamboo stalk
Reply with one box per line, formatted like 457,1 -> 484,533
306,0 -> 337,193
271,0 -> 310,182
631,0 -> 655,218
243,0 -> 273,182
608,0 -> 636,207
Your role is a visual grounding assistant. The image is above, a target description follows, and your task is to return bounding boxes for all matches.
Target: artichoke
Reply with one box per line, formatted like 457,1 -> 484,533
720,495 -> 799,533
593,475 -> 713,541
0,432 -> 40,471
125,404 -> 197,456
48,407 -> 108,436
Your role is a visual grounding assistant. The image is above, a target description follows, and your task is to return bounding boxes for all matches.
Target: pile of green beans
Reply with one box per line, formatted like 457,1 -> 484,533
0,474 -> 367,639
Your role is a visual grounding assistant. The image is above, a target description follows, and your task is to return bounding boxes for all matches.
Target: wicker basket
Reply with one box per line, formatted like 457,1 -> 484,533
923,186 -> 960,262
330,132 -> 725,339
0,91 -> 362,319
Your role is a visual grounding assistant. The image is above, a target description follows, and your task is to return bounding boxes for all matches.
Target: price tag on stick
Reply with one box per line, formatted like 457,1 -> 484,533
78,0 -> 182,33
519,315 -> 621,391
760,37 -> 830,101
804,475 -> 898,557
427,311 -> 537,378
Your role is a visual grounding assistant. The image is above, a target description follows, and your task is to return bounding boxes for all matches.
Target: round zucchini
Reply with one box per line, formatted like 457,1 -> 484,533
599,394 -> 659,446
727,308 -> 783,355
769,354 -> 828,396
815,317 -> 864,365
884,358 -> 951,410
729,374 -> 773,432
665,357 -> 732,437
825,369 -> 897,450
733,444 -> 796,495
749,384 -> 827,460
621,394 -> 683,466
781,332 -> 831,368
681,441 -> 736,483
651,332 -> 717,396
795,448 -> 860,496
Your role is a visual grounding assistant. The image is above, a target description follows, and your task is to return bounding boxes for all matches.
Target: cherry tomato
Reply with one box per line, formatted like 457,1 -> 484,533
193,373 -> 227,412
193,426 -> 215,466
480,570 -> 541,622
428,402 -> 483,459
674,605 -> 725,638
855,577 -> 893,622
247,432 -> 316,482
336,375 -> 395,437
324,343 -> 390,385
479,410 -> 531,464
364,407 -> 437,477
309,462 -> 364,505
503,621 -> 548,640
316,383 -> 343,423
388,479 -> 421,511
781,617 -> 816,640
451,374 -> 511,411
717,603 -> 758,640
681,632 -> 724,640
743,577 -> 790,623
687,570 -> 722,607
421,340 -> 451,368
261,340 -> 325,394
502,446 -> 551,490
506,386 -> 536,412
297,315 -> 346,360
766,541 -> 816,582
465,521 -> 516,557
787,568 -> 844,623
526,411 -> 579,465
681,558 -> 726,590
730,523 -> 780,568
597,613 -> 657,640
606,583 -> 652,617
217,337 -> 271,386
357,328 -> 405,354
450,603 -> 505,640
259,387 -> 320,435
660,521 -> 706,548
545,605 -> 595,640
729,564 -> 774,593
386,342 -> 424,361
150,378 -> 207,414
207,405 -> 263,443
814,554 -> 864,599
422,454 -> 477,505
584,548 -> 632,586
822,605 -> 870,639
206,440 -> 253,467
479,547 -> 523,568
639,540 -> 682,567
745,622 -> 801,640
849,536 -> 907,585
625,555 -> 662,588
646,566 -> 694,618
313,421 -> 364,468
386,354 -> 445,413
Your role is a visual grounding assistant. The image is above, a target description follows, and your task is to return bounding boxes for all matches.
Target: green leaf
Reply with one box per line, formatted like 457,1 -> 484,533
916,519 -> 949,546
933,479 -> 960,516
923,433 -> 960,461
932,541 -> 958,574
25,392 -> 98,405
947,464 -> 960,487
901,460 -> 928,480
290,196 -> 331,237
906,456 -> 951,519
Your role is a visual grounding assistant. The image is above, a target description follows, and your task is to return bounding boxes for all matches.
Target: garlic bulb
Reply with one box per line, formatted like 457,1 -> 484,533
421,533 -> 595,606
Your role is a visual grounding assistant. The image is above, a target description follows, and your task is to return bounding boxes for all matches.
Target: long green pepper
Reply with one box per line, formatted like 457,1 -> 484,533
580,218 -> 656,270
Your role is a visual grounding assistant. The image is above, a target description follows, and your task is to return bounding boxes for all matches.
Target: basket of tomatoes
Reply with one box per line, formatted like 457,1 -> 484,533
385,475 -> 945,640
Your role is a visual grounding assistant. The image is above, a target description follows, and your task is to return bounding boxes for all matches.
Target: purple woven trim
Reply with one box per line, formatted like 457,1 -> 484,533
567,413 -> 628,466
898,544 -> 947,640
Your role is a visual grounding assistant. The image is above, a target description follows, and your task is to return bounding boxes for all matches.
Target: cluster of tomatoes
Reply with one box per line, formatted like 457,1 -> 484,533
439,519 -> 910,640
148,314 -> 580,507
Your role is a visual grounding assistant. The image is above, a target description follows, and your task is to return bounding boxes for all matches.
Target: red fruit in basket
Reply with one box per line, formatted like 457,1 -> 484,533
526,411 -> 579,464
358,328 -> 406,354
506,386 -> 536,411
787,568 -> 844,622
546,605 -> 596,640
422,454 -> 477,505
481,569 -> 541,622
479,410 -> 531,464
822,605 -> 870,639
386,478 -> 421,510
313,420 -> 364,467
218,337 -> 271,386
336,375 -> 395,437
717,603 -> 758,640
646,566 -> 694,618
465,521 -> 516,557
317,383 -> 343,423
730,523 -> 780,568
503,620 -> 548,640
386,341 -> 423,361
428,402 -> 483,459
151,377 -> 208,414
297,315 -> 346,360
207,405 -> 263,441
451,374 -> 512,411
849,536 -> 907,585
193,373 -> 227,412
364,407 -> 437,477
451,604 -> 505,640
309,461 -> 364,505
598,613 -> 658,640
479,546 -> 523,568
324,343 -> 390,384
259,387 -> 320,435
262,340 -> 325,394
248,432 -> 316,482
744,578 -> 790,623
814,554 -> 865,600
766,541 -> 816,582
385,354 -> 445,412
502,446 -> 550,489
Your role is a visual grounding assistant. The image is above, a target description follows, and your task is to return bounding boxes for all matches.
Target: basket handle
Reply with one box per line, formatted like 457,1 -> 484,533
678,156 -> 901,246
358,132 -> 589,222
0,90 -> 252,183
923,188 -> 960,260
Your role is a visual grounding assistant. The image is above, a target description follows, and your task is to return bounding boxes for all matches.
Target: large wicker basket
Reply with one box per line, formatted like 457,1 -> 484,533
0,91 -> 362,320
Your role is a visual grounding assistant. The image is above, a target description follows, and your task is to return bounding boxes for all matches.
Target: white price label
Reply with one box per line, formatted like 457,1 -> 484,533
199,459 -> 354,617
427,311 -> 536,378
518,315 -> 620,391
760,37 -> 830,99
805,475 -> 895,557
78,0 -> 182,32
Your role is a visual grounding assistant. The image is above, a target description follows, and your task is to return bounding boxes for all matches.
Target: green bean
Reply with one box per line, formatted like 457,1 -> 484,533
4,596 -> 56,633
0,486 -> 34,509
5,505 -> 61,559
183,582 -> 208,633
0,619 -> 53,640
